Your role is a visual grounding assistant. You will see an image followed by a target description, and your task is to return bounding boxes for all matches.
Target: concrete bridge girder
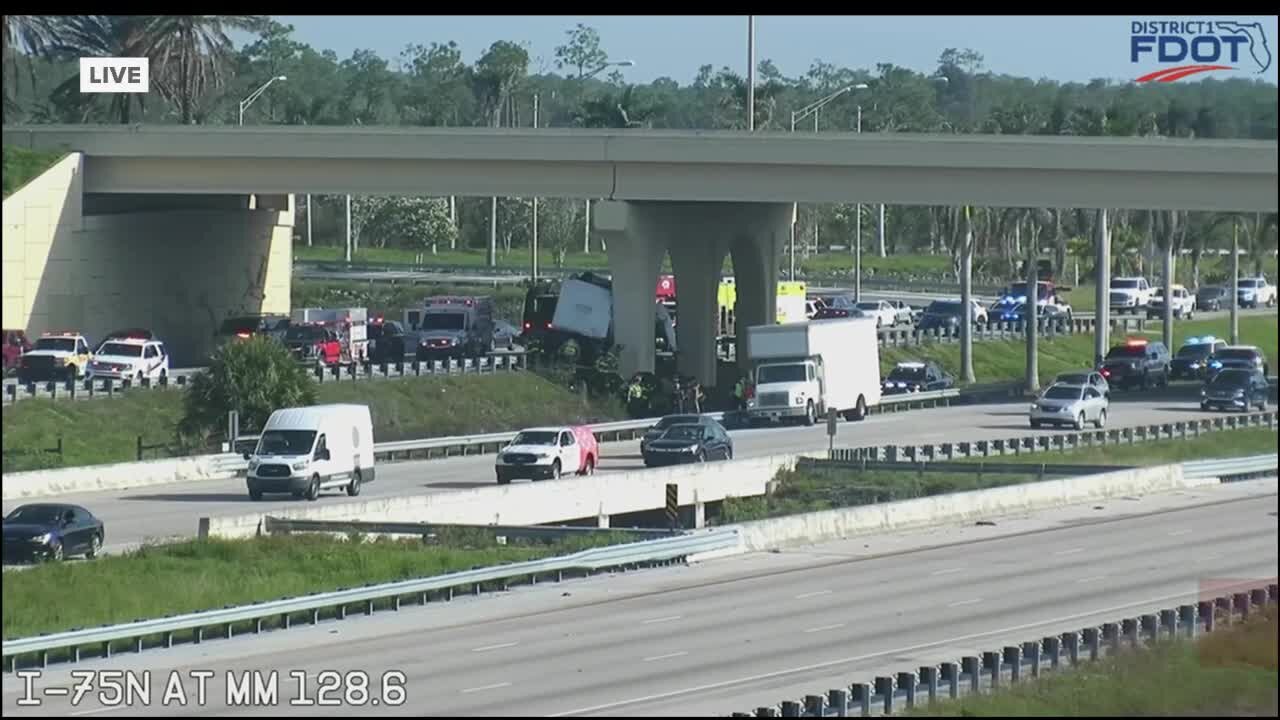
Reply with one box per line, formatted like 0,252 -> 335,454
596,200 -> 790,390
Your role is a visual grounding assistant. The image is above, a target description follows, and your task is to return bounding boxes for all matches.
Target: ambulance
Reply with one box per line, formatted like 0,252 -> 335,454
716,279 -> 808,336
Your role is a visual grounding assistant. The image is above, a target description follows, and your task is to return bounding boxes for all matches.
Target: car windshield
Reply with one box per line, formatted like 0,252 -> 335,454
96,342 -> 143,357
1056,373 -> 1089,385
1111,279 -> 1140,289
1215,349 -> 1259,362
420,313 -> 466,331
285,326 -> 326,342
1209,370 -> 1251,387
655,415 -> 700,430
512,431 -> 558,445
1177,344 -> 1215,358
1197,287 -> 1224,298
661,425 -> 702,441
34,338 -> 76,352
1107,345 -> 1146,358
1043,386 -> 1083,400
256,430 -> 316,455
4,505 -> 67,525
925,301 -> 962,314
757,364 -> 807,383
1239,279 -> 1262,288
888,366 -> 926,381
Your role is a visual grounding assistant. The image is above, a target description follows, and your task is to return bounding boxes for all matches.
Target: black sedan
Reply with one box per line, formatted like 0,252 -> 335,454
641,422 -> 734,467
640,413 -> 717,453
1200,368 -> 1269,412
2,503 -> 104,563
882,361 -> 954,395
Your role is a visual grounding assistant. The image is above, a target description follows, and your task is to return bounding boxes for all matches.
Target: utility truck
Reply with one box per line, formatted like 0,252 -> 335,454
744,317 -> 881,426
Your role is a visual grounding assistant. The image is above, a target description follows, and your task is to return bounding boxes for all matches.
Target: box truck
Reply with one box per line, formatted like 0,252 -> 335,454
745,318 -> 882,425
244,404 -> 375,501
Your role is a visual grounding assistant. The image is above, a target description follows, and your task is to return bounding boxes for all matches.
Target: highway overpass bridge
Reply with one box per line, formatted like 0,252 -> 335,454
3,125 -> 1277,375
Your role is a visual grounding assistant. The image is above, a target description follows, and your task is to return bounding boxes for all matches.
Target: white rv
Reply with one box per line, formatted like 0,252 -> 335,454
244,404 -> 375,501
745,318 -> 882,425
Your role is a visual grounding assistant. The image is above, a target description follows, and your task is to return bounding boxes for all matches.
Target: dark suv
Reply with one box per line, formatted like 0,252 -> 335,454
1170,337 -> 1228,381
366,318 -> 410,364
1099,340 -> 1171,390
1200,369 -> 1269,412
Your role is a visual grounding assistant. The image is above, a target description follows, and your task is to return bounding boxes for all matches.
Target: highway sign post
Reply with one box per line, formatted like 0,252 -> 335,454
827,408 -> 839,455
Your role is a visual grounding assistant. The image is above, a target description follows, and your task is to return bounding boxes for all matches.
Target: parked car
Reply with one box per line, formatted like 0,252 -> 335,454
1170,336 -> 1228,381
854,300 -> 900,328
641,421 -> 734,467
1200,368 -> 1269,412
1147,284 -> 1196,319
1109,276 -> 1155,314
917,299 -> 988,331
992,300 -> 1072,324
366,317 -> 410,364
495,425 -> 599,483
1052,370 -> 1110,399
1098,338 -> 1171,390
1208,345 -> 1271,378
811,294 -> 861,320
1237,277 -> 1277,309
1195,286 -> 1230,313
3,329 -> 32,376
1028,383 -> 1109,430
2,503 -> 104,563
86,335 -> 170,383
214,314 -> 290,352
17,332 -> 92,383
640,413 -> 721,454
882,361 -> 954,395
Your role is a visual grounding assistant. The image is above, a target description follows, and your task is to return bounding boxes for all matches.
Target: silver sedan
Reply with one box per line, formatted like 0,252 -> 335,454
1029,383 -> 1109,430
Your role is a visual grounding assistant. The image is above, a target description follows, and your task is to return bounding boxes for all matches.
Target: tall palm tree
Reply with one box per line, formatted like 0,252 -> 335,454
3,15 -> 65,115
140,15 -> 265,124
46,16 -> 150,123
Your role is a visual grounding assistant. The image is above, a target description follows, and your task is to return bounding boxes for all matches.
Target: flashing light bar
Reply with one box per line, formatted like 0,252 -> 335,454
235,332 -> 252,339
1125,338 -> 1149,347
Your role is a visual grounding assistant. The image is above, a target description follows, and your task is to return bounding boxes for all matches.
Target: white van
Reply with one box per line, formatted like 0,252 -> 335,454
244,404 -> 375,501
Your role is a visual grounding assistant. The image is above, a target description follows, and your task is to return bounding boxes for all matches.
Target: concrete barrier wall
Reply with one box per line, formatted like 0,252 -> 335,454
708,464 -> 1213,558
3,454 -> 241,501
200,453 -> 803,540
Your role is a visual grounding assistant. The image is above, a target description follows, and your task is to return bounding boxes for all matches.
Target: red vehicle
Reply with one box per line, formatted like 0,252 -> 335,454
3,329 -> 32,375
283,323 -> 343,367
656,275 -> 676,304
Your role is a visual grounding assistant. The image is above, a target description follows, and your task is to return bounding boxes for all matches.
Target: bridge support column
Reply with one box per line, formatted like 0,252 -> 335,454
667,224 -> 728,388
597,201 -> 667,379
728,204 -> 791,377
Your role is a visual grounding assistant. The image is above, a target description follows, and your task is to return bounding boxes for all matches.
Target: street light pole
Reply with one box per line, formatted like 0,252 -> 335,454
855,104 -> 862,302
238,75 -> 287,127
747,16 -> 755,132
532,93 -> 540,282
580,60 -> 636,254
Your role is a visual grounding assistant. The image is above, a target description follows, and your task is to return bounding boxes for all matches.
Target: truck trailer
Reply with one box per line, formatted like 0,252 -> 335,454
745,317 -> 882,425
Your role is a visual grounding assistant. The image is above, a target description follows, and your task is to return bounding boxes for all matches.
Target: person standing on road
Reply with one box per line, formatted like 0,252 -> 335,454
733,374 -> 747,411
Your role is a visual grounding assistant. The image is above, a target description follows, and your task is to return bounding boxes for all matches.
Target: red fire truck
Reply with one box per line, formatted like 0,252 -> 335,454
286,308 -> 370,367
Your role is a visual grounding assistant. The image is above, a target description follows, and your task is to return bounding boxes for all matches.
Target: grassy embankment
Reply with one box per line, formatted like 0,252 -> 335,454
717,427 -> 1278,524
2,146 -> 65,198
908,604 -> 1277,716
1,373 -> 625,472
1,530 -> 631,642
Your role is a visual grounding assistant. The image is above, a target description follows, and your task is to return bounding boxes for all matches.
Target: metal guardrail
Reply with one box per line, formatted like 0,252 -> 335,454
830,411 -> 1278,464
1182,453 -> 1279,480
800,458 -> 1135,477
1,528 -> 739,671
734,581 -> 1279,717
1,353 -> 528,404
261,517 -> 679,540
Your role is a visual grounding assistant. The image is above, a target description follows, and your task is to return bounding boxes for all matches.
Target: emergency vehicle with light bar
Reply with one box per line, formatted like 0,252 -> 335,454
286,308 -> 369,367
406,296 -> 495,360
86,333 -> 169,383
16,331 -> 92,383
1097,337 -> 1171,390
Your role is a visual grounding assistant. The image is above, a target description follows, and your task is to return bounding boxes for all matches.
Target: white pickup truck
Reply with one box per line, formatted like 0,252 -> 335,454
1147,284 -> 1196,319
1237,277 -> 1277,309
1109,277 -> 1155,314
745,318 -> 882,426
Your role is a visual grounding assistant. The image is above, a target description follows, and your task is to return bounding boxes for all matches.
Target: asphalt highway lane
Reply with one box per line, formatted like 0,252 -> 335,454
1,390 -> 1231,551
3,478 -> 1273,717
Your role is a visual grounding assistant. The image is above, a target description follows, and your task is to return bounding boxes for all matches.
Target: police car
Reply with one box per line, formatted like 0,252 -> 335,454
86,334 -> 170,383
16,332 -> 93,383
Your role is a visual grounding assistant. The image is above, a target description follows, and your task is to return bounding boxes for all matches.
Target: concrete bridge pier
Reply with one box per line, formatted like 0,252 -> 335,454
596,200 -> 791,389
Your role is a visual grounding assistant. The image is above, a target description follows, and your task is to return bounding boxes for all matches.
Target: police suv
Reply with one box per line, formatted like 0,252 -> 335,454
86,335 -> 170,383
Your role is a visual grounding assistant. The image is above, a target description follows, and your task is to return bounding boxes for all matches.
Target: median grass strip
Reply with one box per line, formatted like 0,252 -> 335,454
1,373 -> 625,472
716,428 -> 1277,524
907,604 -> 1278,717
881,314 -> 1278,388
1,530 -> 633,642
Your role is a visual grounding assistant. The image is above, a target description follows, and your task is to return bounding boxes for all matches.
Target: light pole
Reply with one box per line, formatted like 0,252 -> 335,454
747,16 -> 755,132
788,83 -> 866,282
532,92 -> 540,282
238,75 -> 287,127
581,61 -> 636,254
855,104 -> 863,301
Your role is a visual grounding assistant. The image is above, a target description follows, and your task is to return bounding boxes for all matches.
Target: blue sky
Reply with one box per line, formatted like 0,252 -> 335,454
271,15 -> 1280,85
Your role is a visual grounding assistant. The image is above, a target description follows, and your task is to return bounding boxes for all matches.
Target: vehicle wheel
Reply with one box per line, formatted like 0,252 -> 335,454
803,401 -> 816,426
305,475 -> 320,501
497,472 -> 510,485
48,542 -> 64,563
1095,409 -> 1107,429
135,371 -> 144,384
1201,402 -> 1210,412
848,395 -> 867,422
726,446 -> 734,460
1074,413 -> 1086,431
159,369 -> 168,383
249,489 -> 263,501
291,490 -> 304,499
551,460 -> 562,480
695,449 -> 706,463
1140,371 -> 1150,390
1030,419 -> 1041,429
580,457 -> 595,476
346,469 -> 362,496
1268,296 -> 1276,308
86,533 -> 102,559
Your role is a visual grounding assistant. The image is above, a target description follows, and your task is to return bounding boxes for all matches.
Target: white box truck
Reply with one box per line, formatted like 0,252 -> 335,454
244,404 -> 375,501
745,318 -> 882,425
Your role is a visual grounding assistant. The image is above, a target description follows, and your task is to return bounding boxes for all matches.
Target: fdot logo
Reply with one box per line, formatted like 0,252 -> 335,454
1131,20 -> 1272,82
